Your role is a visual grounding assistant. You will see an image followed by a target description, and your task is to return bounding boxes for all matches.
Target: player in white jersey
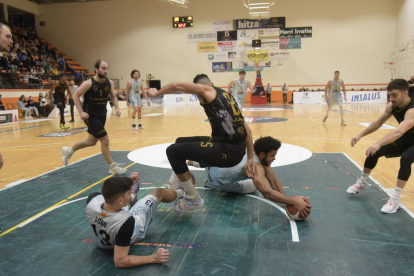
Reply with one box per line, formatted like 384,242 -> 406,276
85,172 -> 185,268
322,71 -> 347,126
188,136 -> 312,217
125,70 -> 150,130
228,70 -> 253,109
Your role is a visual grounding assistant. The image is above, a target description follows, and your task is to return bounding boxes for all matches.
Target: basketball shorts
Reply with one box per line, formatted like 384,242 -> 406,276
84,115 -> 107,138
328,93 -> 343,107
129,93 -> 143,107
234,94 -> 247,108
129,195 -> 159,242
54,98 -> 66,108
205,167 -> 255,193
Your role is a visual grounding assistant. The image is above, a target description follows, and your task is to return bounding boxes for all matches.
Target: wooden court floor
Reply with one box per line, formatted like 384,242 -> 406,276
1,102 -> 413,211
2,102 -> 414,276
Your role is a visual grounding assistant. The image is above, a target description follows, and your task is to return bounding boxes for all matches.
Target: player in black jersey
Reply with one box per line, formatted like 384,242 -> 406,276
148,74 -> 255,212
48,73 -> 72,130
347,79 -> 414,213
61,60 -> 127,175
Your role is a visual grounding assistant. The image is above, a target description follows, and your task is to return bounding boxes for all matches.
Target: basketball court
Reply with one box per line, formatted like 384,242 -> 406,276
1,103 -> 414,275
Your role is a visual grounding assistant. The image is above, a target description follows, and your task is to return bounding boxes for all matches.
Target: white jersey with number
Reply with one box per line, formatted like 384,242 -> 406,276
328,78 -> 342,98
129,78 -> 141,100
232,78 -> 249,99
85,195 -> 131,250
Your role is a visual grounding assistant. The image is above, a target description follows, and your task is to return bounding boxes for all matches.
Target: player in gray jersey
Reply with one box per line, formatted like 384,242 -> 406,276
125,70 -> 150,129
322,71 -> 347,126
86,172 -> 185,268
187,136 -> 311,217
228,70 -> 254,109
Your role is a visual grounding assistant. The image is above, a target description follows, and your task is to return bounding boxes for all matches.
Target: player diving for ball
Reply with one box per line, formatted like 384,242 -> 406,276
188,136 -> 312,218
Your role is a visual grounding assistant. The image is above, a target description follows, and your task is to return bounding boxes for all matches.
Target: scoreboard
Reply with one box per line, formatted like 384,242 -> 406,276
173,16 -> 193,28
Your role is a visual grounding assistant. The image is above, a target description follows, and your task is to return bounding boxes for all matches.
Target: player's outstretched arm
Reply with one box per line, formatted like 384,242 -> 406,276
351,102 -> 393,147
263,165 -> 285,195
114,245 -> 169,268
247,80 -> 254,92
342,80 -> 347,101
147,82 -> 215,104
228,79 -> 235,93
125,81 -> 131,104
366,109 -> 414,156
324,80 -> 331,102
109,80 -> 121,117
244,121 -> 255,177
253,164 -> 311,217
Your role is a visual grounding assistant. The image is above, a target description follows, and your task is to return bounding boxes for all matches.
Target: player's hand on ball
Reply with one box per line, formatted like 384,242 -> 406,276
116,109 -> 121,118
153,248 -> 169,263
351,135 -> 361,147
292,196 -> 312,217
79,111 -> 89,120
130,172 -> 139,183
147,88 -> 158,98
366,144 -> 380,157
246,158 -> 256,177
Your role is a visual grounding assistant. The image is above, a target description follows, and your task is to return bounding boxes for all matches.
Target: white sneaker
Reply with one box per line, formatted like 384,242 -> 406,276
381,197 -> 401,214
138,124 -> 144,129
131,124 -> 138,130
62,146 -> 73,166
28,116 -> 33,119
25,116 -> 29,119
347,179 -> 370,195
109,162 -> 127,175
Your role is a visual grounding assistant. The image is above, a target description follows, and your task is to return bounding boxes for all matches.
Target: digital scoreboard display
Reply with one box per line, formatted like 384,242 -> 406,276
173,16 -> 193,28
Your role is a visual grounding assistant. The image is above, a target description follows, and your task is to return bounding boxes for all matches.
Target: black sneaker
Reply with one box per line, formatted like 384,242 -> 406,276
69,120 -> 74,122
131,124 -> 137,130
138,124 -> 144,129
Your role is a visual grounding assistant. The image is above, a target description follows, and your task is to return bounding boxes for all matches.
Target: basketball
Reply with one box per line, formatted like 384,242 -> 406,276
285,196 -> 310,220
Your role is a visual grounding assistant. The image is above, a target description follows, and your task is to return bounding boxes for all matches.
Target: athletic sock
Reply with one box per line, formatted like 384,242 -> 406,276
169,171 -> 180,190
392,187 -> 403,199
174,189 -> 185,201
68,147 -> 74,154
138,118 -> 142,124
189,161 -> 200,168
361,173 -> 369,183
182,178 -> 197,199
132,117 -> 135,124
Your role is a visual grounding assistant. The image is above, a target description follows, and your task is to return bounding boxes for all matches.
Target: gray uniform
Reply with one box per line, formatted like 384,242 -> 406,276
327,78 -> 343,107
232,78 -> 249,108
129,78 -> 143,107
85,194 -> 158,249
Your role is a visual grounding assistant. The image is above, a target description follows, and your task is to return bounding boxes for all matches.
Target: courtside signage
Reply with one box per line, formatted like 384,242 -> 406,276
187,32 -> 217,43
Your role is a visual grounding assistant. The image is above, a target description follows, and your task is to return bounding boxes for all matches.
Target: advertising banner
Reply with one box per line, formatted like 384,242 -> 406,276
261,39 -> 280,49
217,30 -> 238,41
262,17 -> 286,28
268,49 -> 290,60
280,27 -> 312,38
257,28 -> 280,39
235,19 -> 263,30
212,62 -> 233,72
247,49 -> 269,61
207,52 -> 242,62
187,32 -> 217,43
264,63 -> 284,71
237,29 -> 280,41
212,20 -> 233,31
217,41 -> 238,52
280,38 -> 301,49
197,42 -> 217,53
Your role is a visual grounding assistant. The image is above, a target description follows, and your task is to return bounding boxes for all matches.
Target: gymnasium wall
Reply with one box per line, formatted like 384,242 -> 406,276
395,0 -> 414,79
34,0 -> 396,88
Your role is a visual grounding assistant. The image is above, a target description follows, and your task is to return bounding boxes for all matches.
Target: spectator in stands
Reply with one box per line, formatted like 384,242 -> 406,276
26,96 -> 40,117
0,94 -> 5,111
51,65 -> 58,77
1,54 -> 10,72
361,88 -> 365,91
17,50 -> 23,61
38,66 -> 45,75
17,95 -> 33,119
41,92 -> 52,116
58,56 -> 64,72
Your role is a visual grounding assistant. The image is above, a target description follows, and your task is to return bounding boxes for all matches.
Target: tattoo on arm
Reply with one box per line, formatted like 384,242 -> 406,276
149,188 -> 162,199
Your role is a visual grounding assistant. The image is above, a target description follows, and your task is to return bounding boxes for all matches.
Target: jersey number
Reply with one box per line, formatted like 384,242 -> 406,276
223,93 -> 241,116
91,224 -> 112,246
145,200 -> 153,207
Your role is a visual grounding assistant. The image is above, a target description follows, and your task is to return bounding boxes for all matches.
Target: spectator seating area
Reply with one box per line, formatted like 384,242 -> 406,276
0,26 -> 94,89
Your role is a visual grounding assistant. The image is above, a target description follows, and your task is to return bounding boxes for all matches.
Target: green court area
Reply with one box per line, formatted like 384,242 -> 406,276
1,152 -> 414,276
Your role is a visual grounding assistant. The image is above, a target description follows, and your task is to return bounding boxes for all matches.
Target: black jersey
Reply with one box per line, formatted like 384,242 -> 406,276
201,86 -> 247,144
54,80 -> 68,103
83,77 -> 111,116
392,97 -> 414,138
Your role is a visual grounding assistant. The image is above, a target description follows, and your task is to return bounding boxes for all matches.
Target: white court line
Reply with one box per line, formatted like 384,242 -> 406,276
247,194 -> 299,242
0,153 -> 101,192
342,153 -> 414,219
17,187 -> 300,242
18,196 -> 88,227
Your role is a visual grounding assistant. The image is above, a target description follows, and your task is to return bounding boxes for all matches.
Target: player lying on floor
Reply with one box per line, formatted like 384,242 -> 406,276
85,172 -> 185,268
187,136 -> 312,218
